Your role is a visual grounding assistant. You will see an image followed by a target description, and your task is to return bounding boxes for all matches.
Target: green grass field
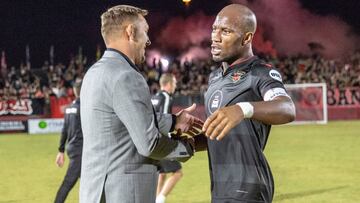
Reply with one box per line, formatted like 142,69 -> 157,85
0,121 -> 359,203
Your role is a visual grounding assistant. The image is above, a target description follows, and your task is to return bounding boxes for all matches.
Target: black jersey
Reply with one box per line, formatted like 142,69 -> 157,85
204,56 -> 286,203
58,98 -> 83,157
151,90 -> 173,114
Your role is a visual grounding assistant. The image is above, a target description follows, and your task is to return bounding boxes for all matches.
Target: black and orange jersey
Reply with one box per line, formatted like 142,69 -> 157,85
205,56 -> 287,203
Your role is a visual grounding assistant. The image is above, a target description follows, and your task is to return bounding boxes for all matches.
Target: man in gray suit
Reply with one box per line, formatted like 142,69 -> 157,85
80,5 -> 202,203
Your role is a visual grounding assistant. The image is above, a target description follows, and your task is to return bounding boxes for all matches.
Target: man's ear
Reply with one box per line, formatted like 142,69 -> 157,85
125,24 -> 136,42
242,32 -> 253,46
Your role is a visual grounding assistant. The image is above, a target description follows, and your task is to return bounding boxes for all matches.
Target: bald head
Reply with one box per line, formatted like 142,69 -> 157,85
218,4 -> 257,34
211,4 -> 257,64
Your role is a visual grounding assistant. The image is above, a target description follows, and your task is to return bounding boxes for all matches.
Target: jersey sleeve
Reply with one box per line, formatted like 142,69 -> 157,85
253,64 -> 287,101
58,108 -> 69,152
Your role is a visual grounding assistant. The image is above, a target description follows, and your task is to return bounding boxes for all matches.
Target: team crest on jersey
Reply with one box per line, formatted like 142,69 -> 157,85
208,90 -> 223,114
231,70 -> 246,82
269,69 -> 282,82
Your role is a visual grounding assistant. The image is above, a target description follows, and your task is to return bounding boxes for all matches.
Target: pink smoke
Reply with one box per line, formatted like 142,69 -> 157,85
146,49 -> 162,66
156,12 -> 214,51
252,26 -> 277,57
232,0 -> 360,58
179,46 -> 211,64
155,9 -> 278,58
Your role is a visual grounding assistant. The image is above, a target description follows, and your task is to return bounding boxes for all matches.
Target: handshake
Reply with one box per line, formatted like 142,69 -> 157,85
172,104 -> 208,152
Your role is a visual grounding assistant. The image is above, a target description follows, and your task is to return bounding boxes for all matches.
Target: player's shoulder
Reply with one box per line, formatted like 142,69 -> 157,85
250,58 -> 283,83
160,91 -> 170,97
208,68 -> 222,85
151,91 -> 165,105
112,65 -> 147,92
152,91 -> 165,100
65,104 -> 78,114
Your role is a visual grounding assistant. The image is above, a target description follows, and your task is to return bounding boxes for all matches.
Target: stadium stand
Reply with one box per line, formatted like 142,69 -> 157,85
0,50 -> 359,126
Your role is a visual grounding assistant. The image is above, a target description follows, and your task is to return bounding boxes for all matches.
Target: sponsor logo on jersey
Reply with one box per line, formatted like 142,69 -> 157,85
151,99 -> 159,106
65,107 -> 77,114
208,90 -> 223,114
269,70 -> 282,82
231,70 -> 246,82
211,98 -> 219,108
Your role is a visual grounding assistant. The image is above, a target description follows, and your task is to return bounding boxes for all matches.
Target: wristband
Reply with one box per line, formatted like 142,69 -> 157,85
236,102 -> 254,118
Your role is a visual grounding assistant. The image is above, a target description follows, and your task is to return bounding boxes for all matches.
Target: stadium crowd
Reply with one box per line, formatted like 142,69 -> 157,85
264,51 -> 360,88
0,50 -> 359,102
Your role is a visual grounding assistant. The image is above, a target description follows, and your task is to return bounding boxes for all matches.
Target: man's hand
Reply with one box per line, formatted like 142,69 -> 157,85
55,152 -> 65,168
172,133 -> 208,152
175,103 -> 204,134
202,105 -> 244,140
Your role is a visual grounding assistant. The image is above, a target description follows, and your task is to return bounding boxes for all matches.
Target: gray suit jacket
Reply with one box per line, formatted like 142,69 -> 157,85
79,49 -> 193,203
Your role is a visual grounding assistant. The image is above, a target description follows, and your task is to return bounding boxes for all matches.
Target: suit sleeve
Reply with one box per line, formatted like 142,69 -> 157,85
155,112 -> 175,135
113,70 -> 193,161
58,112 -> 69,153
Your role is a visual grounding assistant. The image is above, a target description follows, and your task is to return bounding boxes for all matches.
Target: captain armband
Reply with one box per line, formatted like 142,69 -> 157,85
263,88 -> 290,101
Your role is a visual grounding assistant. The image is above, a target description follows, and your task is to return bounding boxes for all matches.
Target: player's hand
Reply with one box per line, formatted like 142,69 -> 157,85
175,103 -> 204,134
202,105 -> 244,140
55,152 -> 65,168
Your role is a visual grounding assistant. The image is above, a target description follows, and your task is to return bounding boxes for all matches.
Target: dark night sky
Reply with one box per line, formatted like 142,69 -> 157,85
0,0 -> 359,68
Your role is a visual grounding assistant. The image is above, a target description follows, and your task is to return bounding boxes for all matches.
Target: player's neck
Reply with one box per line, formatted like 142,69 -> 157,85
222,54 -> 254,73
160,88 -> 171,95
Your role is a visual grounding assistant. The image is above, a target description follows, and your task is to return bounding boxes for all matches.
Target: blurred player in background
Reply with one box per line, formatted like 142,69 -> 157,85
151,73 -> 182,203
54,81 -> 82,203
202,4 -> 296,203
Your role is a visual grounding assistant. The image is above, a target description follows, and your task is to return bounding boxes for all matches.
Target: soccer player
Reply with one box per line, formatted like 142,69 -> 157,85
54,81 -> 82,203
151,73 -> 182,203
202,4 -> 296,203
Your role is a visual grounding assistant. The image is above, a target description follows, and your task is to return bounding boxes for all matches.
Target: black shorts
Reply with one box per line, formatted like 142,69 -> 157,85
158,160 -> 182,173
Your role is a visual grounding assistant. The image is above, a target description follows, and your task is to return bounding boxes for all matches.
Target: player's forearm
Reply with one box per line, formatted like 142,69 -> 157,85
58,132 -> 67,152
251,97 -> 296,125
